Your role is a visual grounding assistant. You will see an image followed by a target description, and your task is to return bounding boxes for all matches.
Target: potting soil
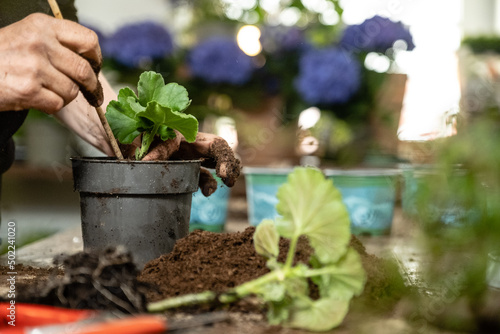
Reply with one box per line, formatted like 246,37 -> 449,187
3,227 -> 406,318
139,227 -> 407,313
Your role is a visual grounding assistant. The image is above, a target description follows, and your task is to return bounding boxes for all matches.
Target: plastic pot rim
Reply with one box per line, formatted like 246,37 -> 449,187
70,156 -> 202,165
243,166 -> 295,175
324,168 -> 401,177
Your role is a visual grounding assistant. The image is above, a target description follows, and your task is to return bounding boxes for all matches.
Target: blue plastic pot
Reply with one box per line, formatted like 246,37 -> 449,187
325,169 -> 400,236
401,165 -> 481,227
189,171 -> 231,232
243,167 -> 293,226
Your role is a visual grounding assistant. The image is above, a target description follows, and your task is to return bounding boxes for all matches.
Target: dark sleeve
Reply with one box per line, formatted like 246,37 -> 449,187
0,0 -> 78,27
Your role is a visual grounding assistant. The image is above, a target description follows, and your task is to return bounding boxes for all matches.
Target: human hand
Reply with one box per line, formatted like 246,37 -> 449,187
120,132 -> 241,195
0,13 -> 103,114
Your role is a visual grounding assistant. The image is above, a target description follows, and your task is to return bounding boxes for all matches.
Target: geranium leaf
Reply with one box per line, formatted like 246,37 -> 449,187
157,83 -> 191,112
137,71 -> 165,107
137,72 -> 191,112
311,248 -> 366,299
137,102 -> 198,143
105,88 -> 144,144
285,296 -> 351,331
106,71 -> 198,159
254,219 -> 280,259
274,168 -> 351,264
158,125 -> 176,141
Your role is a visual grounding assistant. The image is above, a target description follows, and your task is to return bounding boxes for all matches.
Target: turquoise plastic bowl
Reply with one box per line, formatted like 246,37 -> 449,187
325,169 -> 400,236
243,167 -> 293,226
400,164 -> 481,227
190,171 -> 231,232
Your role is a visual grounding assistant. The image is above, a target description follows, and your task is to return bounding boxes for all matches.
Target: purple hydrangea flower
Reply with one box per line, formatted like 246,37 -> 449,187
188,37 -> 255,85
104,21 -> 174,68
295,47 -> 361,105
339,15 -> 415,54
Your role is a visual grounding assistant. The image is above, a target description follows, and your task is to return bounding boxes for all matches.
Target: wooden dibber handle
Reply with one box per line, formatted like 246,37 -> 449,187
47,0 -> 124,159
95,106 -> 124,159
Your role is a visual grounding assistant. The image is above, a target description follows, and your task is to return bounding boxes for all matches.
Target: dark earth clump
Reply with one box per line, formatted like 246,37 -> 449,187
17,246 -> 148,314
138,227 -> 407,313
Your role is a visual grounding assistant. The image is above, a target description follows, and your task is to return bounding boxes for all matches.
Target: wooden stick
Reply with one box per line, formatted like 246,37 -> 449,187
95,106 -> 124,159
47,0 -> 124,159
47,0 -> 63,19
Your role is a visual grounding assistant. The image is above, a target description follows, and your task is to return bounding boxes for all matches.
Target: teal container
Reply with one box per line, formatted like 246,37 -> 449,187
243,167 -> 293,226
325,169 -> 400,236
400,165 -> 480,227
400,163 -> 429,217
189,171 -> 231,232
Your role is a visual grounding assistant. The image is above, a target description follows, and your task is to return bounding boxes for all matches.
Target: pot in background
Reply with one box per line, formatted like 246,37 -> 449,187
325,168 -> 400,236
189,170 -> 231,232
243,166 -> 293,226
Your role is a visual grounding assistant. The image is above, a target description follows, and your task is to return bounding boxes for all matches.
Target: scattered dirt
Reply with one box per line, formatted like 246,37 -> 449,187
0,264 -> 63,277
1,264 -> 63,295
1,228 -> 407,333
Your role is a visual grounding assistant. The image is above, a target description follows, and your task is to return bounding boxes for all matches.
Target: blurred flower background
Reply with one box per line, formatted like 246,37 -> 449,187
86,0 -> 420,166
103,21 -> 175,68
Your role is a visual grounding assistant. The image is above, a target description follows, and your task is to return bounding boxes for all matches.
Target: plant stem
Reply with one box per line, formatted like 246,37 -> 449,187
147,269 -> 285,313
232,269 -> 284,297
284,234 -> 299,270
147,291 -> 217,313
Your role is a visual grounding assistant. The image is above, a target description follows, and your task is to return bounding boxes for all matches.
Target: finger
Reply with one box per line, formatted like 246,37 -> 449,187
118,143 -> 137,160
30,88 -> 65,114
142,137 -> 181,161
198,168 -> 218,197
207,138 -> 241,187
53,19 -> 102,71
42,65 -> 80,106
48,45 -> 102,106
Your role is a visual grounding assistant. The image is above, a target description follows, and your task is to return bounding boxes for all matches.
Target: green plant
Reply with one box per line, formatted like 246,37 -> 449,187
147,167 -> 366,331
105,71 -> 199,160
461,35 -> 500,54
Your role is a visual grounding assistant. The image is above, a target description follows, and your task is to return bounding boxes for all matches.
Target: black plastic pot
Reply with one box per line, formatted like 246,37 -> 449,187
71,157 -> 201,268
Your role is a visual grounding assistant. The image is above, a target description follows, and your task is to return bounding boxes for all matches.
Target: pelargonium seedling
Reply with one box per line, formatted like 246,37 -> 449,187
147,167 -> 366,332
105,71 -> 198,160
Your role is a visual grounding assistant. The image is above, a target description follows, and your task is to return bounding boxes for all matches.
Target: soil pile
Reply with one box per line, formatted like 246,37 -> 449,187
139,227 -> 406,313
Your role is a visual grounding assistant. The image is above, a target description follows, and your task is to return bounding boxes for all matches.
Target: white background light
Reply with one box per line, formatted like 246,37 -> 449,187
237,25 -> 262,56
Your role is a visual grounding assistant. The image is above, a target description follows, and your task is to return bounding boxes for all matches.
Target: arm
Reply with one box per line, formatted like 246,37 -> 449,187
53,73 -> 115,156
